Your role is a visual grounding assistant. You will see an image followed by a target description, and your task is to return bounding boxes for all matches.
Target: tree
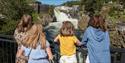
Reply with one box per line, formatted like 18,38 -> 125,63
0,0 -> 35,20
0,0 -> 35,34
80,0 -> 113,16
62,1 -> 81,7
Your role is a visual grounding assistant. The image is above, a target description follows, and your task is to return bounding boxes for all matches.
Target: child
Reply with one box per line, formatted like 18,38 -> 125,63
54,21 -> 82,63
81,15 -> 111,63
14,14 -> 53,63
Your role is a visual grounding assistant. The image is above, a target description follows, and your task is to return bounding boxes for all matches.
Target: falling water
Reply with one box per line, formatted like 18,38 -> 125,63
45,6 -> 80,41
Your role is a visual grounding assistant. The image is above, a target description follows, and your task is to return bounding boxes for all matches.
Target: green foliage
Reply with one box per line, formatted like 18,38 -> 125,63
81,0 -> 111,15
32,12 -> 39,22
0,20 -> 17,34
0,0 -> 35,34
62,0 -> 112,15
0,0 -> 34,20
48,5 -> 54,15
107,1 -> 125,22
62,1 -> 81,7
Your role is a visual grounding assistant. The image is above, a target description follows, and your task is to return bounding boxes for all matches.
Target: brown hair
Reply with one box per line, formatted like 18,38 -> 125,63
16,14 -> 33,33
88,15 -> 107,32
60,21 -> 75,36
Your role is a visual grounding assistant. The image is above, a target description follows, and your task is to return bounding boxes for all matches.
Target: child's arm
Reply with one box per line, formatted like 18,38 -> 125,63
16,46 -> 24,58
73,36 -> 82,46
46,40 -> 53,60
54,35 -> 59,42
46,47 -> 53,60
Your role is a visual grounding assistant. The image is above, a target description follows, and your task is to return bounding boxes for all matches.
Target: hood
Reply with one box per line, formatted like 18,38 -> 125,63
89,26 -> 105,42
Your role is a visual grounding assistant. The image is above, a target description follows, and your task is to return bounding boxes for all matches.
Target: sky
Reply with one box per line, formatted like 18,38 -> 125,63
37,0 -> 76,5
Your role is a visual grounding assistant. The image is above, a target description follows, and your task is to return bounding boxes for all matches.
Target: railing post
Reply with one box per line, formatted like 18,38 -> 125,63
121,53 -> 125,63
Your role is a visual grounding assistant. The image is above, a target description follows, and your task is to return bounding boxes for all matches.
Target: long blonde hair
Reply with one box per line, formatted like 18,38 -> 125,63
23,24 -> 46,49
15,14 -> 46,49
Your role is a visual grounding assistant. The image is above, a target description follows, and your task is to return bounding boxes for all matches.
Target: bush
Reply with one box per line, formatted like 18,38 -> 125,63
0,20 -> 17,34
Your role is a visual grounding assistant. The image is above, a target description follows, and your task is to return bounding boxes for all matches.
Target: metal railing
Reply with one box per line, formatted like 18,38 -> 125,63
0,34 -> 17,63
0,34 -> 125,63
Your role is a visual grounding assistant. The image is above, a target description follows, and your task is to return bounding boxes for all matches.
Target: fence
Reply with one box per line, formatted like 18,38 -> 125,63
0,34 -> 17,63
0,34 -> 125,63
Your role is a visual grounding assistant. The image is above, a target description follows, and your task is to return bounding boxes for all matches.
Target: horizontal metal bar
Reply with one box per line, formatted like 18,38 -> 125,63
0,34 -> 14,39
0,38 -> 16,43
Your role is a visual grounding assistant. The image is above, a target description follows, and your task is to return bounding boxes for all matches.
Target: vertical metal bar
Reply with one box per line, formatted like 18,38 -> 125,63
121,53 -> 125,63
1,41 -> 4,63
10,42 -> 12,63
6,41 -> 8,63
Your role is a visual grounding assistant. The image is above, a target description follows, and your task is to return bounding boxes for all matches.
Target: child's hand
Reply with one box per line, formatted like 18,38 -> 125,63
16,48 -> 23,58
76,40 -> 83,46
48,55 -> 53,60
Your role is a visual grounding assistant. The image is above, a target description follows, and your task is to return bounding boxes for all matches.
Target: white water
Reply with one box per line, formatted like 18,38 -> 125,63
45,6 -> 79,40
47,6 -> 79,29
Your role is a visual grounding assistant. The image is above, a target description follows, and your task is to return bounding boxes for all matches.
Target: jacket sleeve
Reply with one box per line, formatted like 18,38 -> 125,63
106,31 -> 110,46
81,29 -> 88,46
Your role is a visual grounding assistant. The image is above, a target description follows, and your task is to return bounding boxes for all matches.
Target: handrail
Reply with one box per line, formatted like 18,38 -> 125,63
111,48 -> 125,53
0,38 -> 16,43
0,34 -> 16,43
0,34 -> 14,39
0,35 -> 125,63
0,34 -> 125,52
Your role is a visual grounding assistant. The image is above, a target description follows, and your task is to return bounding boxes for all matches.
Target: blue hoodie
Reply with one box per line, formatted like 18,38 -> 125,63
82,26 -> 111,63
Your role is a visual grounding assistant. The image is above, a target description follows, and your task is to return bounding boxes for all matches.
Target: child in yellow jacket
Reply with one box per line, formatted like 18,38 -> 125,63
54,21 -> 82,63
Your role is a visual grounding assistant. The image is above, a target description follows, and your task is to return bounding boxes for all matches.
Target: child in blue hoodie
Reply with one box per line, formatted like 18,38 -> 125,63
81,15 -> 111,63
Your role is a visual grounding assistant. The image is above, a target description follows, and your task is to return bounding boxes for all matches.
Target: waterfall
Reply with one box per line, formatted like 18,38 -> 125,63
45,6 -> 79,41
54,6 -> 78,29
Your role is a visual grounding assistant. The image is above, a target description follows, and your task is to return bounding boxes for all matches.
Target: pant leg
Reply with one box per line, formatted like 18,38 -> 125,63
60,54 -> 77,63
86,55 -> 90,63
60,56 -> 66,63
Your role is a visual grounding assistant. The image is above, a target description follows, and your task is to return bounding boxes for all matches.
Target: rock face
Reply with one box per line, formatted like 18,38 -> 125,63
116,23 -> 125,48
110,22 -> 125,48
116,23 -> 125,32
